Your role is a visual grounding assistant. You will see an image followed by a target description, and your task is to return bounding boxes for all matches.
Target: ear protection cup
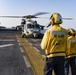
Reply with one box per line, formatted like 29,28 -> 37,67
52,16 -> 55,24
50,14 -> 55,25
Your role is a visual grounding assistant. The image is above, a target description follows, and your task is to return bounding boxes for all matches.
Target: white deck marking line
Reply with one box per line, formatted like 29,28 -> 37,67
34,47 -> 40,52
26,40 -> 28,42
28,42 -> 40,52
19,43 -> 21,46
23,55 -> 31,67
0,39 -> 15,41
17,39 -> 21,46
42,55 -> 46,58
17,40 -> 20,43
29,43 -> 33,46
20,47 -> 24,53
0,44 -> 14,48
20,46 -> 31,67
34,44 -> 40,46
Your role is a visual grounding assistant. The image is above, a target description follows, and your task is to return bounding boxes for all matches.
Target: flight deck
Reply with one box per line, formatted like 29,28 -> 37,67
0,29 -> 71,75
0,29 -> 34,75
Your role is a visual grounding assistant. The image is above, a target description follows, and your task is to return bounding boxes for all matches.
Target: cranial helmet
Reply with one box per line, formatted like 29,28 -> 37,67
50,13 -> 63,25
68,28 -> 76,33
68,28 -> 76,36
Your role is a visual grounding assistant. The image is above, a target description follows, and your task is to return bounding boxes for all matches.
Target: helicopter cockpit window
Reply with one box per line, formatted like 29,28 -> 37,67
33,25 -> 39,28
27,24 -> 40,29
27,24 -> 32,28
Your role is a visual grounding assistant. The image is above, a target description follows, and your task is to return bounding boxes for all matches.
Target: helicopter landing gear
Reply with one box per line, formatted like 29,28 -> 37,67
33,33 -> 38,38
21,34 -> 26,38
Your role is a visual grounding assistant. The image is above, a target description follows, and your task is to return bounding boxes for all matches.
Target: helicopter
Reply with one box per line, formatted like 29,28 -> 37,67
0,12 -> 73,38
21,19 -> 45,38
20,13 -> 47,38
0,12 -> 49,38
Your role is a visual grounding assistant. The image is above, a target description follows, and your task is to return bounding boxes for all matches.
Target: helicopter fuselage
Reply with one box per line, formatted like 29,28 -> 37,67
21,20 -> 43,38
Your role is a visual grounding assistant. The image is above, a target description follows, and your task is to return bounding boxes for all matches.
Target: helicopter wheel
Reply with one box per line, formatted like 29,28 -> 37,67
21,34 -> 26,38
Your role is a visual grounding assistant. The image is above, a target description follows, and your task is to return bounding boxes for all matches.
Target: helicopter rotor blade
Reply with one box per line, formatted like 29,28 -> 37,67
0,12 -> 49,19
33,12 -> 49,16
37,17 -> 73,20
23,15 -> 37,18
0,16 -> 73,20
35,17 -> 49,19
0,16 -> 24,18
62,18 -> 73,20
33,16 -> 74,20
0,15 -> 38,19
23,12 -> 49,19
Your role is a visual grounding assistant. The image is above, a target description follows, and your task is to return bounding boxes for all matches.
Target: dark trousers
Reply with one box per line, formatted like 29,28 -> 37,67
43,56 -> 65,75
64,57 -> 76,75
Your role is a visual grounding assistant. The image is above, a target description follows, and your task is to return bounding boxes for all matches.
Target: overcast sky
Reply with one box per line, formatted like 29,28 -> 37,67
0,0 -> 76,29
